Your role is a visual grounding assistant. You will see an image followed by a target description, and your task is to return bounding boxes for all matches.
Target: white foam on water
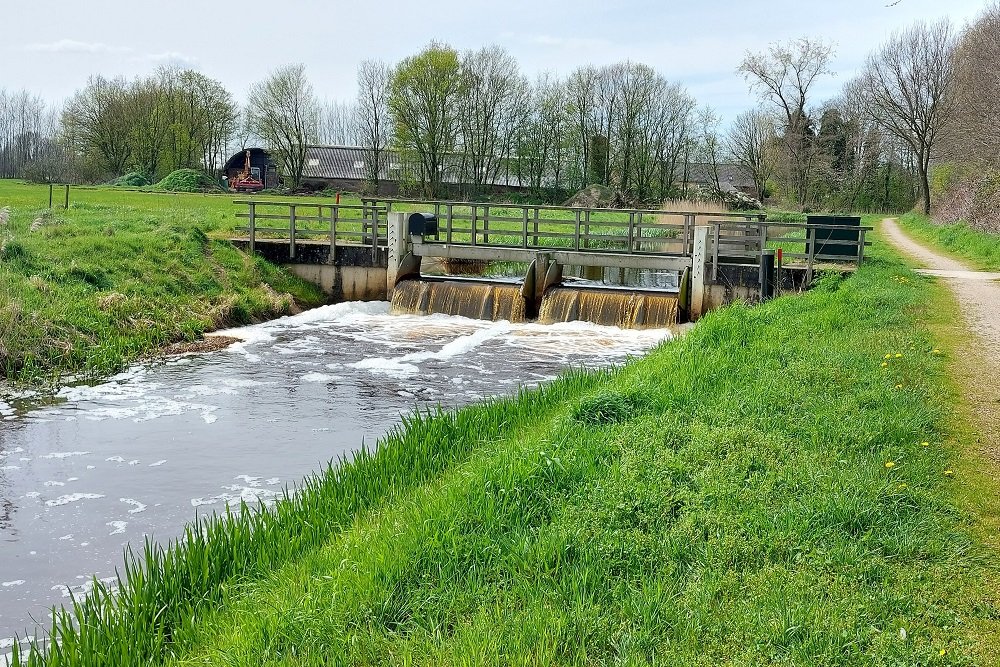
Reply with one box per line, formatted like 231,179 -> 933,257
67,477 -> 78,482
105,456 -> 124,463
266,477 -> 280,485
86,465 -> 96,469
45,493 -> 104,507
106,521 -> 127,535
190,485 -> 281,508
148,460 -> 167,467
128,460 -> 139,466
23,492 -> 40,499
178,384 -> 239,398
43,481 -> 65,487
0,401 -> 14,417
234,475 -> 262,487
1,581 -> 24,588
221,378 -> 270,388
52,576 -> 117,599
349,357 -> 420,378
120,498 -> 146,514
301,372 -> 339,383
0,466 -> 18,472
58,534 -> 73,540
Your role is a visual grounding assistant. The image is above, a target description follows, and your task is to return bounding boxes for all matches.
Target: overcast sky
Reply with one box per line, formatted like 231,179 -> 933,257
2,0 -> 990,124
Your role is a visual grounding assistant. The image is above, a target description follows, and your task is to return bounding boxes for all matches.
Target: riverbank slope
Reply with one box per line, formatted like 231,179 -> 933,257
0,181 -> 325,384
13,223 -> 999,665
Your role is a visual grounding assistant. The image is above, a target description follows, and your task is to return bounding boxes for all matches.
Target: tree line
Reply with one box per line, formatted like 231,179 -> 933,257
1,2 -> 997,215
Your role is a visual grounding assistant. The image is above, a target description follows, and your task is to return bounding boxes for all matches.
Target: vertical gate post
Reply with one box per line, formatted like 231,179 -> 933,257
386,212 -> 409,294
691,226 -> 710,320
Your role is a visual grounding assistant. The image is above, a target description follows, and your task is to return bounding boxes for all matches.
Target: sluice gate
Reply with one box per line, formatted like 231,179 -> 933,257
390,278 -> 682,329
232,199 -> 872,327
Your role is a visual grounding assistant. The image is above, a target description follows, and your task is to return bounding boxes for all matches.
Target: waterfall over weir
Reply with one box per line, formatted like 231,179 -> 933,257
391,280 -> 527,322
391,279 -> 679,329
539,287 -> 679,329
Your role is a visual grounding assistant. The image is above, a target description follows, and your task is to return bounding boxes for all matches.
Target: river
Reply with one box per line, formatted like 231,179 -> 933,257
0,301 -> 671,649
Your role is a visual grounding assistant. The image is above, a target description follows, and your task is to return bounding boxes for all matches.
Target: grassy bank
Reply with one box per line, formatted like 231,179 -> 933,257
0,181 -> 326,384
14,232 -> 999,665
896,212 -> 1000,271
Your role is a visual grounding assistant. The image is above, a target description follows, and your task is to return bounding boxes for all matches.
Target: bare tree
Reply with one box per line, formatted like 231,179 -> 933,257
944,4 -> 1000,167
317,100 -> 360,146
389,42 -> 464,198
727,108 -> 776,200
355,60 -> 391,194
457,45 -> 529,196
63,76 -> 134,177
852,19 -> 955,214
246,64 -> 319,190
738,37 -> 834,209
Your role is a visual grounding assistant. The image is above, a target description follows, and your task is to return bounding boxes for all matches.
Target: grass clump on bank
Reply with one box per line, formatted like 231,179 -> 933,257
14,235 -> 999,665
0,181 -> 324,383
897,212 -> 1000,271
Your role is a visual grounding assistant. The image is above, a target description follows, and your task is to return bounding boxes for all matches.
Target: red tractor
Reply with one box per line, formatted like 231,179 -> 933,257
230,150 -> 265,193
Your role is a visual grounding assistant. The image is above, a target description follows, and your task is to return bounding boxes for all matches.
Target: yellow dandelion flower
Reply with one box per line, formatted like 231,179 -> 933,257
933,348 -> 941,354
885,461 -> 895,469
881,362 -> 889,368
944,470 -> 954,476
885,353 -> 892,359
940,649 -> 946,656
921,441 -> 930,447
898,483 -> 907,490
895,384 -> 903,389
895,353 -> 903,358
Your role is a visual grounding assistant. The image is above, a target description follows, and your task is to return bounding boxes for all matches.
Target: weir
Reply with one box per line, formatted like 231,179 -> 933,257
231,199 -> 872,329
390,279 -> 527,322
538,287 -> 680,329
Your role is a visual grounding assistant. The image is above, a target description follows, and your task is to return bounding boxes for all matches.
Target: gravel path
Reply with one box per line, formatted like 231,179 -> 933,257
883,218 -> 1000,354
882,217 -> 1000,461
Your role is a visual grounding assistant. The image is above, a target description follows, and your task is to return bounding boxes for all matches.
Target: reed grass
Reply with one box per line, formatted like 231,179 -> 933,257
11,224 -> 998,664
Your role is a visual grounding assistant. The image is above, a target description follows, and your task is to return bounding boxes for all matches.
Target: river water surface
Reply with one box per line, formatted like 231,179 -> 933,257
0,302 -> 670,649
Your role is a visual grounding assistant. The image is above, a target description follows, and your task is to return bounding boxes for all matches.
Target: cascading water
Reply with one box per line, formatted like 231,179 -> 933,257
391,279 -> 679,329
538,287 -> 679,329
391,280 -> 527,322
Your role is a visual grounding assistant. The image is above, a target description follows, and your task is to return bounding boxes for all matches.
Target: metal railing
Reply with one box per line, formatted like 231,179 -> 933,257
362,198 -> 765,257
709,220 -> 871,282
233,200 -> 388,260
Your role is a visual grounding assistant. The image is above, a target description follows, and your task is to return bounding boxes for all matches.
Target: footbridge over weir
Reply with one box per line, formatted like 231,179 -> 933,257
231,199 -> 870,328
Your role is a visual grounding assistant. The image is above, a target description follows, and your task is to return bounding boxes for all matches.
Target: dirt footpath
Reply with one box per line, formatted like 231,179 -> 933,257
883,218 -> 1000,354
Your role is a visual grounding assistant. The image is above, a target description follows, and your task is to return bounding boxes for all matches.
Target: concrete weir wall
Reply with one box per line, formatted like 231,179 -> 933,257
231,239 -> 389,302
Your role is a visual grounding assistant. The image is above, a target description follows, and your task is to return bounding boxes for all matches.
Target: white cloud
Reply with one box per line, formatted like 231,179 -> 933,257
144,51 -> 199,67
25,39 -> 132,55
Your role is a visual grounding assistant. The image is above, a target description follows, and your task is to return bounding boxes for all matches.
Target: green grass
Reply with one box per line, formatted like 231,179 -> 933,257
0,180 -> 328,384
896,212 -> 1000,272
13,226 -> 999,665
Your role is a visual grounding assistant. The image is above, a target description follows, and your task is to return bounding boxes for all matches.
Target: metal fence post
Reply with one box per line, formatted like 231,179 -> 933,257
249,202 -> 256,254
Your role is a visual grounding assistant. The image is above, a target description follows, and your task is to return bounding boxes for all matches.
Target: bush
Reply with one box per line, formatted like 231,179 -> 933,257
111,172 -> 151,188
152,169 -> 223,193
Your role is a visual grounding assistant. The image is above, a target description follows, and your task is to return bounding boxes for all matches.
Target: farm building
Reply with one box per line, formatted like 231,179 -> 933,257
234,145 -> 756,198
222,148 -> 279,190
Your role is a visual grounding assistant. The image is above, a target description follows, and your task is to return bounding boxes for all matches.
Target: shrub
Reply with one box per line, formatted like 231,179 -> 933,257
111,172 -> 151,188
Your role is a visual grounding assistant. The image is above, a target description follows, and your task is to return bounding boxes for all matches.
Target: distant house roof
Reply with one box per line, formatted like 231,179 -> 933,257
301,145 -> 532,187
684,162 -> 755,192
298,145 -> 754,192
